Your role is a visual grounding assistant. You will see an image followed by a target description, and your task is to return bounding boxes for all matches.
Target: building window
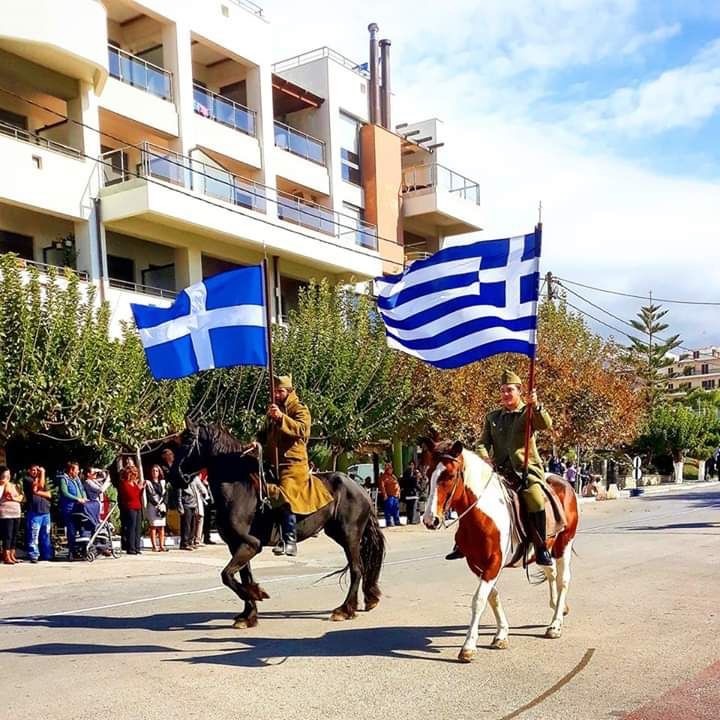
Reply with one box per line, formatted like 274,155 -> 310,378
668,383 -> 674,391
107,255 -> 135,284
339,112 -> 361,185
0,230 -> 34,261
702,380 -> 716,390
701,363 -> 709,374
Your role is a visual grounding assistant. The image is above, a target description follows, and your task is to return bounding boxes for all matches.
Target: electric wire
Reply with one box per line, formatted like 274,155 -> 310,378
0,85 -> 404,270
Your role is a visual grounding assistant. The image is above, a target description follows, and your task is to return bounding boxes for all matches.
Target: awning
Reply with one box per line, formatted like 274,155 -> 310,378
272,74 -> 325,115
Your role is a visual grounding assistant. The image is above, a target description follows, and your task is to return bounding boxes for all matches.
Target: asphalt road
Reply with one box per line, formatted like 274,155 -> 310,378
1,485 -> 719,720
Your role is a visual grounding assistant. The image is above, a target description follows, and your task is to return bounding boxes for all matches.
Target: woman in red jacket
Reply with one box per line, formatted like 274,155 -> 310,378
118,457 -> 145,555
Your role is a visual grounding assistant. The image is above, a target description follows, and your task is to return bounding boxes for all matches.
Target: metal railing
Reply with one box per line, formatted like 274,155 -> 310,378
100,143 -> 377,250
273,47 -> 369,78
193,84 -> 256,137
0,119 -> 82,159
2,253 -> 89,280
228,0 -> 265,17
402,163 -> 480,205
274,121 -> 326,165
405,251 -> 432,266
108,45 -> 173,101
108,277 -> 177,299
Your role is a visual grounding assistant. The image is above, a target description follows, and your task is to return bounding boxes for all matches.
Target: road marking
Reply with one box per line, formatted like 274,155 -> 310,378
0,553 -> 444,623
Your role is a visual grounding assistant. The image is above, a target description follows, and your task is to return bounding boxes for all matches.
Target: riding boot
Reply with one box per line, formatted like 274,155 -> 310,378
273,510 -> 298,557
530,510 -> 553,566
445,544 -> 464,560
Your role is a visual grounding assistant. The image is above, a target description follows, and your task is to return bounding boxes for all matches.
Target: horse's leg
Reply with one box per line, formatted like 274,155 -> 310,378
488,586 -> 510,650
324,521 -> 362,622
220,540 -> 269,629
458,577 -> 496,663
233,564 -> 259,629
546,539 -> 573,639
543,559 -> 558,611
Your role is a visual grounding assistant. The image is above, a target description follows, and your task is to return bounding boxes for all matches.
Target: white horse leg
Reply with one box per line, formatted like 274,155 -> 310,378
543,560 -> 558,611
458,578 -> 495,662
488,586 -> 510,649
546,540 -> 573,639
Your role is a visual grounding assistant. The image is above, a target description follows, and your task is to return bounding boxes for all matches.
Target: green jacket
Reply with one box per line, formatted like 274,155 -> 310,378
477,403 -> 552,485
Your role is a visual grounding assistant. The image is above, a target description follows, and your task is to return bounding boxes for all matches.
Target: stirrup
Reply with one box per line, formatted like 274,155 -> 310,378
535,546 -> 553,566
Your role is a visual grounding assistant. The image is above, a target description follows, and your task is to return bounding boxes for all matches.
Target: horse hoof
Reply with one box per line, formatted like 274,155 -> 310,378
458,649 -> 475,663
247,584 -> 270,602
491,638 -> 509,650
330,608 -> 356,622
365,599 -> 380,612
545,627 -> 562,639
233,617 -> 257,629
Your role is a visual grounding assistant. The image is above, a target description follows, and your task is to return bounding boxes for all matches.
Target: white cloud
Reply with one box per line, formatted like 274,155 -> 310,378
261,0 -> 720,346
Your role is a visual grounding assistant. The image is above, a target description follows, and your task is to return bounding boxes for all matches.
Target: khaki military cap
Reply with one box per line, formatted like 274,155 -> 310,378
501,369 -> 522,386
274,374 -> 294,390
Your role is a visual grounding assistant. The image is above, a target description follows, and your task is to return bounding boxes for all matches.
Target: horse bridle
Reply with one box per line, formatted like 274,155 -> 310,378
437,456 -> 498,530
176,429 -> 201,486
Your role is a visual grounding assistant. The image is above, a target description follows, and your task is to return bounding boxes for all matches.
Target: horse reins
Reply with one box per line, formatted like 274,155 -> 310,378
439,462 -> 499,530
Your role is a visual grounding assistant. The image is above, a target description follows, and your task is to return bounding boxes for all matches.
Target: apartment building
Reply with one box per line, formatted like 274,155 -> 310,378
666,348 -> 720,396
0,0 -> 482,333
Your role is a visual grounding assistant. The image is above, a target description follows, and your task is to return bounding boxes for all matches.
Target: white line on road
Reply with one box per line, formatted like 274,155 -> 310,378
0,553 -> 444,623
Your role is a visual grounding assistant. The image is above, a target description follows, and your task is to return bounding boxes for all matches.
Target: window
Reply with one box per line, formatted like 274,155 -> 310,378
0,108 -> 27,131
701,363 -> 709,374
339,112 -> 361,185
342,202 -> 376,249
702,380 -> 716,390
107,255 -> 135,284
0,230 -> 33,261
668,383 -> 674,391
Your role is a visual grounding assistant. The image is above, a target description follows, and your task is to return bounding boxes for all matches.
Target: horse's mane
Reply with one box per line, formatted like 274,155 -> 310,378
461,448 -> 498,497
200,422 -> 251,454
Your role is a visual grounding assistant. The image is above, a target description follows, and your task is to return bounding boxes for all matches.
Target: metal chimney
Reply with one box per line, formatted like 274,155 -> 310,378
379,39 -> 391,129
368,23 -> 380,125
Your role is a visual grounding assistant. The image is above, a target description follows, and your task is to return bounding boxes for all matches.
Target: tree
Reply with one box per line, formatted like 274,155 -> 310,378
0,255 -> 192,465
627,302 -> 681,409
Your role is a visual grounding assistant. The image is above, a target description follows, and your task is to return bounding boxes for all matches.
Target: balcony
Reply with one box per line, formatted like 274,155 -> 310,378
0,121 -> 92,220
0,0 -> 108,90
401,163 -> 482,236
273,121 -> 329,195
274,121 -> 325,165
193,85 -> 255,136
99,143 -> 381,278
101,46 -> 177,136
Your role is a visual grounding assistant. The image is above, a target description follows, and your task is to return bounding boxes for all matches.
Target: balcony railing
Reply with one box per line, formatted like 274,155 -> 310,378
273,47 -> 370,79
108,277 -> 177,299
274,121 -> 326,165
100,143 -> 378,251
108,45 -> 173,101
1,253 -> 89,281
228,0 -> 265,17
402,163 -> 480,205
0,119 -> 82,159
193,84 -> 256,137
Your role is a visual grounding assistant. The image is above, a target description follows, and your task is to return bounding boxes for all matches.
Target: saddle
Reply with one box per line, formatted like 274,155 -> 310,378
502,474 -> 567,568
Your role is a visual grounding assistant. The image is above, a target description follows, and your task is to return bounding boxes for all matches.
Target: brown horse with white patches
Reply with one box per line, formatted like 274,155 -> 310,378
421,438 -> 579,663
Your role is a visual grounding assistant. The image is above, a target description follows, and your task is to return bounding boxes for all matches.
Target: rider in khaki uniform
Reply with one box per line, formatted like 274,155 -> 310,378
447,369 -> 553,565
261,375 -> 333,557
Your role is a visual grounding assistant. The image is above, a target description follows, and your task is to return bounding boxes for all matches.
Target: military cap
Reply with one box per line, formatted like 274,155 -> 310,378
274,374 -> 294,390
501,369 -> 522,386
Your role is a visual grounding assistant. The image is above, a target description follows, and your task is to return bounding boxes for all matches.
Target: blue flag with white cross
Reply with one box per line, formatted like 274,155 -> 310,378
373,231 -> 541,369
131,265 -> 268,380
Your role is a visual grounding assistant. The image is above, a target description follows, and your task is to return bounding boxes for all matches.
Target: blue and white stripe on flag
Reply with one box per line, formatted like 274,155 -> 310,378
131,265 -> 268,380
373,231 -> 541,369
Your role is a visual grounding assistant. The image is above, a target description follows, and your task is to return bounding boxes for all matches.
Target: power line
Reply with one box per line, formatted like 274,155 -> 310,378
555,276 -> 720,307
562,299 -> 642,345
0,86 -> 404,270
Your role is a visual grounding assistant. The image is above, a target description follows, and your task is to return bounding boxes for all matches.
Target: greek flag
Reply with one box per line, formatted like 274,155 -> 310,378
131,265 -> 268,380
374,231 -> 541,369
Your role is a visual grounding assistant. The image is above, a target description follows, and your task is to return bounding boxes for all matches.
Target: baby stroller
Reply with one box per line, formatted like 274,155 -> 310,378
72,501 -> 121,562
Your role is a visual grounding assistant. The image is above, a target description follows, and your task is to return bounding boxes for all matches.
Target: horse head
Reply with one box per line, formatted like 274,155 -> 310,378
422,437 -> 466,530
168,417 -> 207,488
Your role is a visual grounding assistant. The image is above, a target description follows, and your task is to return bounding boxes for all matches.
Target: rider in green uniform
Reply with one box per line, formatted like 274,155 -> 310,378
447,369 -> 554,565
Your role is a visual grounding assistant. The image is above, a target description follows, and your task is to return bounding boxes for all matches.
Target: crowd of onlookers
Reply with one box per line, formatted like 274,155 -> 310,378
0,449 -> 215,565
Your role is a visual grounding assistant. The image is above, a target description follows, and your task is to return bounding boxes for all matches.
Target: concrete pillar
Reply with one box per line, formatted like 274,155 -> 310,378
174,246 -> 202,287
674,460 -> 684,484
392,438 -> 403,477
251,63 -> 278,217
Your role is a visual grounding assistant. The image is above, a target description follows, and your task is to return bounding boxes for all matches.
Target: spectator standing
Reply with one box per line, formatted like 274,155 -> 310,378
191,471 -> 210,548
144,464 -> 169,552
0,465 -> 24,564
198,470 -> 215,545
58,461 -> 87,558
118,457 -> 145,555
24,465 -> 53,563
378,462 -> 401,528
564,461 -> 578,492
178,467 -> 198,551
400,461 -> 421,525
82,467 -> 110,531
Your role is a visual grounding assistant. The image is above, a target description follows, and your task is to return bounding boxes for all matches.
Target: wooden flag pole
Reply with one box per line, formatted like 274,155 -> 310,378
521,220 -> 542,485
262,258 -> 279,476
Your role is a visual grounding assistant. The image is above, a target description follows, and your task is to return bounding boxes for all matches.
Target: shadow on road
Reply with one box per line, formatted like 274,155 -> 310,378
637,490 -> 720,509
625,521 -> 719,532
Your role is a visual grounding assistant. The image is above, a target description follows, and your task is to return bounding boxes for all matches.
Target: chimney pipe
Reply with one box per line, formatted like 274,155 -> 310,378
368,23 -> 380,125
379,39 -> 391,129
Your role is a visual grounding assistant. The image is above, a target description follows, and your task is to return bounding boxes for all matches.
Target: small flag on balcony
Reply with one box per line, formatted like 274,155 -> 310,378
373,230 -> 541,369
131,265 -> 268,380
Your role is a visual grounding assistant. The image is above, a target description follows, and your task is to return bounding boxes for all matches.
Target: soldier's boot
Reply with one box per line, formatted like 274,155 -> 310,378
273,510 -> 298,557
445,544 -> 464,560
530,510 -> 553,566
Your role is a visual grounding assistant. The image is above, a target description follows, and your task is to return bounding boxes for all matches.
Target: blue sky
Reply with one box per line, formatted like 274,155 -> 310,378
263,0 -> 720,348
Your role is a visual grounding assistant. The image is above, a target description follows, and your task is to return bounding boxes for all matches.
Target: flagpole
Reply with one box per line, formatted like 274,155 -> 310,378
522,220 -> 542,484
262,257 -> 275,404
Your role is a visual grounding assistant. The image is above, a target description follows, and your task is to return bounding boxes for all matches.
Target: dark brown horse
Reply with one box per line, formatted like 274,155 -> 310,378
169,420 -> 385,628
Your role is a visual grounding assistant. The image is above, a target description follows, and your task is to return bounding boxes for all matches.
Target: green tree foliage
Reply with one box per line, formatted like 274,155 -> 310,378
627,303 -> 681,408
0,255 -> 191,463
639,403 -> 716,462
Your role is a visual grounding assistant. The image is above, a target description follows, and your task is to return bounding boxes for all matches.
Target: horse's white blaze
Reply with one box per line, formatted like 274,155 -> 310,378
422,463 -> 443,525
461,450 -> 513,567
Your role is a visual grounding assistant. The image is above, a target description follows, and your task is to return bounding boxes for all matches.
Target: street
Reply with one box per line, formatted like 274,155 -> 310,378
1,485 -> 719,720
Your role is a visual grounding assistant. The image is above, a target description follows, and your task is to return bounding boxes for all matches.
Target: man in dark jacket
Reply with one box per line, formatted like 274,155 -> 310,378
401,461 -> 421,525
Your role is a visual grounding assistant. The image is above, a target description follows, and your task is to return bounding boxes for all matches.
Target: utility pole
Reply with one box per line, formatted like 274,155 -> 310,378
546,271 -> 554,300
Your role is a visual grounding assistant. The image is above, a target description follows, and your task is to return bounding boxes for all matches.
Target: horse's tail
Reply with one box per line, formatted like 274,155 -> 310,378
360,512 -> 385,606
